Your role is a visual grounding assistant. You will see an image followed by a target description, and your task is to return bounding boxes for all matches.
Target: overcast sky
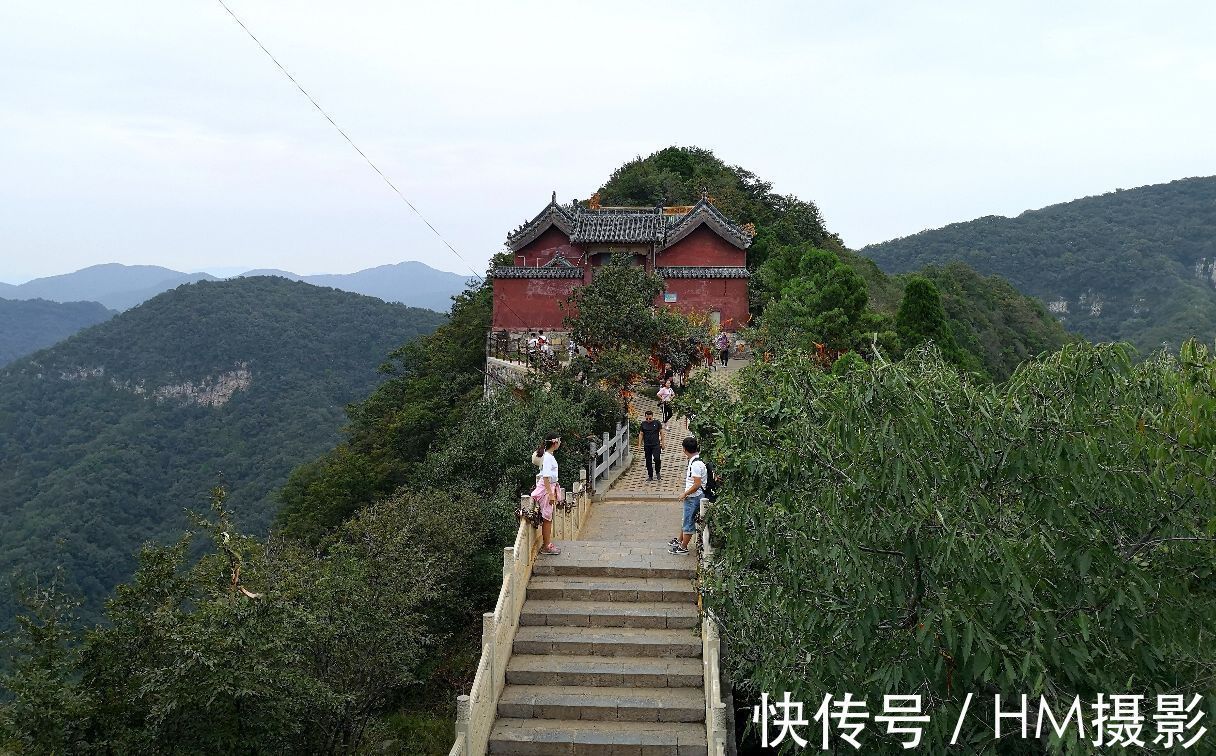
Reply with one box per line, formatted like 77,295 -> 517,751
2,1 -> 1214,283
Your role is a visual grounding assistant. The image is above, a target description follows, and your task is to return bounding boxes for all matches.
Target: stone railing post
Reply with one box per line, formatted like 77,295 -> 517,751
454,694 -> 471,756
482,612 -> 496,694
503,547 -> 516,614
587,440 -> 596,493
711,702 -> 728,754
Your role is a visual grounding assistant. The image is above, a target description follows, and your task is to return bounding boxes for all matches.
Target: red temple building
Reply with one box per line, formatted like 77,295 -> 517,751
491,193 -> 753,333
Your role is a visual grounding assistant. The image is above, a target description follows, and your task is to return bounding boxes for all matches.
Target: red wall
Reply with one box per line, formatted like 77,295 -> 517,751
656,226 -> 746,267
492,277 -> 585,329
516,227 -> 584,267
496,224 -> 749,331
658,278 -> 750,330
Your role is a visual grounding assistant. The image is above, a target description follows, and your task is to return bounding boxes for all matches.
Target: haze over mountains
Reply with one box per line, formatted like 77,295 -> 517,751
863,176 -> 1216,353
2,260 -> 471,313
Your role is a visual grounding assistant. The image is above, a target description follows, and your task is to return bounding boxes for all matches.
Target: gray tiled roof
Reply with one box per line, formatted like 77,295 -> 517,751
491,266 -> 583,279
570,208 -> 665,244
656,266 -> 751,279
506,196 -> 578,251
663,199 -> 752,250
506,196 -> 753,252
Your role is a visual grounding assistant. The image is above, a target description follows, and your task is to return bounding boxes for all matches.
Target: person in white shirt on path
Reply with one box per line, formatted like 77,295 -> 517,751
669,436 -> 706,555
529,432 -> 563,555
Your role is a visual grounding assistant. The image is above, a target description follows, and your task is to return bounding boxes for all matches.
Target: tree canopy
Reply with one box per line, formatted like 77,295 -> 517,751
684,340 -> 1216,752
0,278 -> 446,627
0,298 -> 114,367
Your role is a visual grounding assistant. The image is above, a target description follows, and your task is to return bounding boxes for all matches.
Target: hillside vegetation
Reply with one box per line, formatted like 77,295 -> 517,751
0,147 -> 1109,754
686,340 -> 1215,752
862,176 -> 1216,352
598,147 -> 1071,380
0,277 -> 445,623
0,298 -> 114,366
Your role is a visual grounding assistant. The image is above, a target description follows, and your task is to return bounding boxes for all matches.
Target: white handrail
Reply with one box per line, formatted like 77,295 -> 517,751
700,499 -> 729,755
449,470 -> 595,756
588,420 -> 631,493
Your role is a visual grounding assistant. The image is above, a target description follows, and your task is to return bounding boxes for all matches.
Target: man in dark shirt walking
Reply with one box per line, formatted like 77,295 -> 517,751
638,410 -> 665,481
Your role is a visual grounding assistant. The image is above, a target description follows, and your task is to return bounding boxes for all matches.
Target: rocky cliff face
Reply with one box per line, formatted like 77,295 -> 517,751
51,361 -> 253,407
1195,257 -> 1216,289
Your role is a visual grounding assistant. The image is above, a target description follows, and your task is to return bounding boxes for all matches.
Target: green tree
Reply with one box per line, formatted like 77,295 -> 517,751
277,281 -> 489,542
0,576 -> 91,754
896,276 -> 951,349
562,253 -> 712,394
594,146 -> 844,262
4,485 -> 487,755
684,340 -> 1216,753
562,254 -> 664,354
756,247 -> 879,353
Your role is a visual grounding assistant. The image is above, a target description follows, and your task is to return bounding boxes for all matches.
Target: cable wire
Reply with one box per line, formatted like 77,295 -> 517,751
215,0 -> 490,286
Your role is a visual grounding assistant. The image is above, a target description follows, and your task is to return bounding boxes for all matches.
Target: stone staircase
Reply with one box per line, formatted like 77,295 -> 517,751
487,541 -> 706,755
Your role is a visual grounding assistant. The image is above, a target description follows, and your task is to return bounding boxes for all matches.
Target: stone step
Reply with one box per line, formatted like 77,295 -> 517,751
488,717 -> 707,755
506,654 -> 703,688
532,543 -> 696,580
521,599 -> 699,629
513,626 -> 701,658
497,684 -> 705,723
597,490 -> 682,503
528,575 -> 696,604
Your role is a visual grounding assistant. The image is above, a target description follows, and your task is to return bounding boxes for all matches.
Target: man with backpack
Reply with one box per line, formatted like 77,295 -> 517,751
670,437 -> 707,555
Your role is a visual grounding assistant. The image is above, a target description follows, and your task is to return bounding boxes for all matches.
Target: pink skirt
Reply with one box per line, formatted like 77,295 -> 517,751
530,481 -> 554,522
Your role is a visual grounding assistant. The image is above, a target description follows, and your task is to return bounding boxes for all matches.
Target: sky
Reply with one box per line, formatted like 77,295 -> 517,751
1,1 -> 1214,284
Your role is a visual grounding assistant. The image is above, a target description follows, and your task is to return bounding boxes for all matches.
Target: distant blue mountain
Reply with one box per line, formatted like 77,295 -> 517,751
284,261 -> 473,313
3,261 -> 470,314
5,264 -> 218,311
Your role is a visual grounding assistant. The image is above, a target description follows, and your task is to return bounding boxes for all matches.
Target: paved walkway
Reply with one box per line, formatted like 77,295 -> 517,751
610,395 -> 690,500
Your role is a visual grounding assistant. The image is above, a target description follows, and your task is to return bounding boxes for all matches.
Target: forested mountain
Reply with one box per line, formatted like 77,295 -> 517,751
0,148 -> 1086,753
861,176 -> 1216,352
0,277 -> 446,623
0,298 -> 114,366
597,147 -> 1071,379
5,260 -> 470,313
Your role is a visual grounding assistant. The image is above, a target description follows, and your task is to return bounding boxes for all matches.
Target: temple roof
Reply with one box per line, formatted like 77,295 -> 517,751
656,266 -> 751,279
571,208 -> 666,245
491,266 -> 583,279
506,195 -> 753,252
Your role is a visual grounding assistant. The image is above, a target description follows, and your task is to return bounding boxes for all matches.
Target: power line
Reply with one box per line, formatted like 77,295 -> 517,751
214,0 -> 491,286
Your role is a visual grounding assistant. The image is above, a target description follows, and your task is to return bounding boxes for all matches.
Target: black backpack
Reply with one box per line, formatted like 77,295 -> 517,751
700,458 -> 718,501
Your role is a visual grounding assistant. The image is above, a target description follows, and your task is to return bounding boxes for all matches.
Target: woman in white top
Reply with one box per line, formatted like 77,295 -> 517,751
657,380 -> 676,424
529,432 -> 563,555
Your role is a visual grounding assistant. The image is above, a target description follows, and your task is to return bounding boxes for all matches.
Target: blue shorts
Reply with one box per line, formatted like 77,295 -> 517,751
682,494 -> 702,534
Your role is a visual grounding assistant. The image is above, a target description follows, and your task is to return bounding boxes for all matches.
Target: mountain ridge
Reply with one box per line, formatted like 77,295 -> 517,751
0,277 -> 447,624
3,260 -> 471,314
861,176 -> 1216,352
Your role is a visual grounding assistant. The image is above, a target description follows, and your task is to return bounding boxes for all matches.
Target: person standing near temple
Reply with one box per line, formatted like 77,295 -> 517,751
638,410 -> 665,482
657,380 -> 675,424
530,432 -> 564,555
715,331 -> 731,367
